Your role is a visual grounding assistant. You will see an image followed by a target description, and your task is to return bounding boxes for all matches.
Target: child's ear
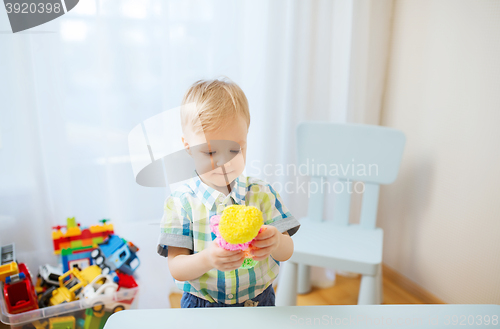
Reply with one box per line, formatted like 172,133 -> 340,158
181,135 -> 192,155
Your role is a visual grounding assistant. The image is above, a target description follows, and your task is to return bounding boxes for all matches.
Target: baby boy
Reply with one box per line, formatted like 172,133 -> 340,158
157,77 -> 300,307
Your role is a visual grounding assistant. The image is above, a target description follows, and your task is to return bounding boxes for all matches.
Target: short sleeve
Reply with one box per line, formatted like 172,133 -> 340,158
261,183 -> 301,237
157,196 -> 193,257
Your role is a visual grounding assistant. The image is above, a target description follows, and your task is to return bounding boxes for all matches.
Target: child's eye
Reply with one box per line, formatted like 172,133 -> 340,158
203,150 -> 240,155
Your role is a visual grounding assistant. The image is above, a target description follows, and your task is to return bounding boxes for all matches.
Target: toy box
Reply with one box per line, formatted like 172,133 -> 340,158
1,219 -> 140,329
0,280 -> 138,329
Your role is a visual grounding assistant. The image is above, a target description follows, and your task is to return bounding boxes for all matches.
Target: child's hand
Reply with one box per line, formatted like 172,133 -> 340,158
205,240 -> 245,272
250,225 -> 282,261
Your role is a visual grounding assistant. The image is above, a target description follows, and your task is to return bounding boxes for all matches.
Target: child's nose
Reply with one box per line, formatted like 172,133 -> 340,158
217,158 -> 232,167
215,151 -> 237,168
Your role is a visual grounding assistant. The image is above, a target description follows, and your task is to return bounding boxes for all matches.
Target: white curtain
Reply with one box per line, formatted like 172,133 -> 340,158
0,0 -> 392,308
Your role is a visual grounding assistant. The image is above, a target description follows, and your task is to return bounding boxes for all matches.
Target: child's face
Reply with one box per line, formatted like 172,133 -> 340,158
182,115 -> 247,194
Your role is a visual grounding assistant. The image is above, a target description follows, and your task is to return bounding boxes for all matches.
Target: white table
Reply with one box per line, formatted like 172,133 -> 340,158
104,304 -> 500,328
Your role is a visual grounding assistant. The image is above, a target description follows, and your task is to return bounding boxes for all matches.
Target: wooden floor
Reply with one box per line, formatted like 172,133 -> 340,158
169,271 -> 428,308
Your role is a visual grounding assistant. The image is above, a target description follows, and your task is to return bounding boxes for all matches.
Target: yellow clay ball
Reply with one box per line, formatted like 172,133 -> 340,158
219,205 -> 263,244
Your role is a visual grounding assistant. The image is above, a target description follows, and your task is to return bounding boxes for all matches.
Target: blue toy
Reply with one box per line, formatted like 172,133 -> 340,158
90,235 -> 140,275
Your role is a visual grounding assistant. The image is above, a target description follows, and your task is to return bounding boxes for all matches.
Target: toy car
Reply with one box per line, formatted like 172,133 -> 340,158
35,264 -> 63,295
3,263 -> 39,314
90,235 -> 140,275
38,265 -> 102,307
39,264 -> 63,287
45,269 -> 85,307
89,297 -> 132,315
82,274 -> 118,306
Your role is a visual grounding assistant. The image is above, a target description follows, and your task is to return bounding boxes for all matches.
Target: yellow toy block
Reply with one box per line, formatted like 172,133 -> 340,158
49,316 -> 75,329
52,230 -> 64,240
89,223 -> 114,234
65,226 -> 82,237
80,265 -> 102,284
32,320 -> 49,329
0,261 -> 18,283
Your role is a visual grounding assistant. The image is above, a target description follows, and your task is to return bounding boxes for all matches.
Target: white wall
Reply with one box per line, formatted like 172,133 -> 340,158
378,0 -> 500,303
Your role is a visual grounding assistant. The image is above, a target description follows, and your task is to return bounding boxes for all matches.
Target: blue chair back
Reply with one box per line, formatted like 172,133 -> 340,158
297,122 -> 406,229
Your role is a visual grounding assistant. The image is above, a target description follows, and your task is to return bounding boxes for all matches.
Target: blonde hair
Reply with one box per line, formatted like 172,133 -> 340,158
181,77 -> 250,136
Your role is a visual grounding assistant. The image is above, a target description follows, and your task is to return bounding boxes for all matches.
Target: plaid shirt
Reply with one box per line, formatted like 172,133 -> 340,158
157,172 -> 300,304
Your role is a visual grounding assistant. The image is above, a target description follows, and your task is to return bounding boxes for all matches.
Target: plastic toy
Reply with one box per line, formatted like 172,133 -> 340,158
36,264 -> 63,296
52,218 -> 114,255
83,307 -> 112,329
32,319 -> 49,329
37,264 -> 63,292
90,235 -> 140,275
83,294 -> 131,329
82,274 -> 118,306
52,218 -> 114,273
115,271 -> 138,289
49,316 -> 76,329
78,265 -> 102,284
109,271 -> 138,308
60,247 -> 94,273
210,205 -> 265,269
38,265 -> 102,307
3,263 -> 39,314
32,315 -> 81,329
0,243 -> 18,283
0,261 -> 18,284
1,243 -> 15,264
94,289 -> 136,314
76,318 -> 86,329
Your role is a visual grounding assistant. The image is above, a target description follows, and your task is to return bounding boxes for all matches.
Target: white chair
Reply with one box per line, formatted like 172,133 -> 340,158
276,122 -> 406,305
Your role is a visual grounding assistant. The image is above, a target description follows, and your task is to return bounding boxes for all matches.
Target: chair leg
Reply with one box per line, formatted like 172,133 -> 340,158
297,264 -> 311,294
358,273 -> 377,305
276,261 -> 298,306
376,265 -> 383,304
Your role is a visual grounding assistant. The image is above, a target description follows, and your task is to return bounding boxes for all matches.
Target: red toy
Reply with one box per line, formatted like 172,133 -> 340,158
3,263 -> 39,314
115,271 -> 138,290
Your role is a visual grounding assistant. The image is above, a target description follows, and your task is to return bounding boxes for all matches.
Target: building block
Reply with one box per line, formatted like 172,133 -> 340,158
32,320 -> 49,329
1,243 -> 15,264
83,308 -> 111,329
92,237 -> 104,245
1,243 -> 18,283
71,240 -> 83,248
52,218 -> 114,255
61,249 -> 93,272
49,316 -> 75,329
0,261 -> 18,283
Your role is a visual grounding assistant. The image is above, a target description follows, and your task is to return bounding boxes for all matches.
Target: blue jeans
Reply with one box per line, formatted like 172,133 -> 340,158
180,284 -> 275,308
